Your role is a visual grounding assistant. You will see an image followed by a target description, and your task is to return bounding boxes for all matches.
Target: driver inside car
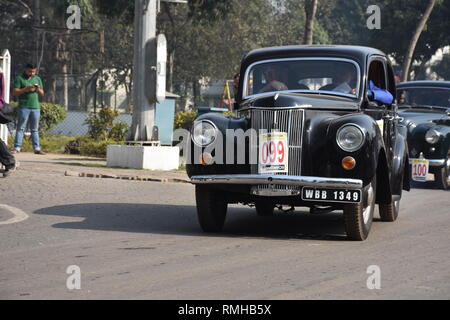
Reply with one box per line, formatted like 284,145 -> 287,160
258,66 -> 288,93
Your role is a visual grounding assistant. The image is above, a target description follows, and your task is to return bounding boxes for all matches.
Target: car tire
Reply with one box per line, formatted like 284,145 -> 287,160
379,200 -> 400,222
344,174 -> 376,241
195,185 -> 228,232
379,167 -> 403,222
255,200 -> 275,216
434,157 -> 449,190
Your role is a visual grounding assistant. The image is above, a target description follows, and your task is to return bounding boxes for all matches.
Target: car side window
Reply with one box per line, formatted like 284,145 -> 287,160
386,63 -> 396,98
368,60 -> 387,89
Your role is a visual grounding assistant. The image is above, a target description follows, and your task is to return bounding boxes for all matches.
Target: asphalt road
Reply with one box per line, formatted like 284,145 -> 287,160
0,164 -> 449,300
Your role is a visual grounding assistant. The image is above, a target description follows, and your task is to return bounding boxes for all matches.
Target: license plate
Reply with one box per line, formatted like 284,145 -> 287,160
301,187 -> 361,203
258,132 -> 288,174
410,158 -> 429,182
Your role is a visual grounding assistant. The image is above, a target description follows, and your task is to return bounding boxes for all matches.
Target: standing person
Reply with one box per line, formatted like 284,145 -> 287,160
233,73 -> 239,100
12,63 -> 46,155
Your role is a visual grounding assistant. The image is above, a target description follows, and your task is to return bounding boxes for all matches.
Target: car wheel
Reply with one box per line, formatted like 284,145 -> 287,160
255,200 -> 275,216
379,168 -> 403,222
343,174 -> 376,241
435,156 -> 449,190
379,199 -> 400,222
195,185 -> 228,232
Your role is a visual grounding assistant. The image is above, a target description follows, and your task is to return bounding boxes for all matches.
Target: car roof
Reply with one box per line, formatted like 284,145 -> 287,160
397,80 -> 450,89
241,45 -> 386,67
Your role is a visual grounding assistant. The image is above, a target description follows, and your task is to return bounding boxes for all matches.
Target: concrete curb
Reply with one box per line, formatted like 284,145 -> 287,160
64,170 -> 190,184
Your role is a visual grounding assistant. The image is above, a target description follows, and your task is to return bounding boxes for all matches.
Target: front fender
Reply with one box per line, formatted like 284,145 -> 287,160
326,114 -> 385,187
186,113 -> 250,178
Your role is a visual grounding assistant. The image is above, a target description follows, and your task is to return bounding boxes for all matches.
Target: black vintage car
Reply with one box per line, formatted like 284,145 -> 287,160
186,45 -> 410,241
397,81 -> 450,189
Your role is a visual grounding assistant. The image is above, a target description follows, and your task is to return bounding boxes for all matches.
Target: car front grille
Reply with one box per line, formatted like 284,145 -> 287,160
240,107 -> 305,195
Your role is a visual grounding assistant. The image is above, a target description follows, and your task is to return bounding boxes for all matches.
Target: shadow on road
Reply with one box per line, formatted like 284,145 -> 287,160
410,180 -> 449,190
34,203 -> 349,241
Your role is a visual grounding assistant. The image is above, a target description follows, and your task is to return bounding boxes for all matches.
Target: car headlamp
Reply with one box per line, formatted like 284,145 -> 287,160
336,124 -> 365,152
192,120 -> 218,147
425,129 -> 440,144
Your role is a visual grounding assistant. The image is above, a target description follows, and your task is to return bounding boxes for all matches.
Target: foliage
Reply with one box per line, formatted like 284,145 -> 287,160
8,134 -> 75,153
223,111 -> 236,117
174,110 -> 198,130
85,107 -> 129,141
2,0 -> 449,109
79,139 -> 120,157
10,101 -> 67,135
39,103 -> 68,135
368,0 -> 450,70
432,53 -> 450,80
64,136 -> 123,157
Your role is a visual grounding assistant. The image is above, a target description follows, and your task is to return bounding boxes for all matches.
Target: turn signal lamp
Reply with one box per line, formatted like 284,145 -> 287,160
342,156 -> 356,170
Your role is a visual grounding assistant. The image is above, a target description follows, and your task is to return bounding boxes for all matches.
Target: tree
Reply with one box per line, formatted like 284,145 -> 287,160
432,53 -> 450,80
303,0 -> 319,44
368,0 -> 450,80
401,0 -> 437,81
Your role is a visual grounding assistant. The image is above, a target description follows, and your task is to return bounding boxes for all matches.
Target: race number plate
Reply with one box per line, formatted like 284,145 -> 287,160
302,187 -> 361,203
411,158 -> 429,182
258,132 -> 288,174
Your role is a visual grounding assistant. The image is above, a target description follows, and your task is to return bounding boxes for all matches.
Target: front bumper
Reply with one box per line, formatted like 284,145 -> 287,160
409,158 -> 450,167
190,174 -> 363,189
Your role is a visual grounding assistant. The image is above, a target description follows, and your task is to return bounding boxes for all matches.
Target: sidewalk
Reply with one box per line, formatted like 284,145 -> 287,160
10,152 -> 190,183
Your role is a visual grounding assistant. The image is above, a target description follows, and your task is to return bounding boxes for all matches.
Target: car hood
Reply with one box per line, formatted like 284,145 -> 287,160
399,108 -> 448,127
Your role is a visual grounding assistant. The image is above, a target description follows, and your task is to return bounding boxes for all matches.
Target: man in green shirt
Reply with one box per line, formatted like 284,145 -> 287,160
13,63 -> 46,154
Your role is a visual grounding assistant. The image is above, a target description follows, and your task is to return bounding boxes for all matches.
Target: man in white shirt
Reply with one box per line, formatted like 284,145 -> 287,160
332,70 -> 353,94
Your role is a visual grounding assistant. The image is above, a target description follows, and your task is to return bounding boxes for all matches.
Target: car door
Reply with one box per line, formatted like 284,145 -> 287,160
384,60 -> 398,163
364,57 -> 395,166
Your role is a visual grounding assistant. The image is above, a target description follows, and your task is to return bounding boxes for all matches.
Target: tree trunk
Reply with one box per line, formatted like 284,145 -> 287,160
401,0 -> 437,82
303,0 -> 319,45
168,49 -> 175,93
33,0 -> 41,65
62,63 -> 69,110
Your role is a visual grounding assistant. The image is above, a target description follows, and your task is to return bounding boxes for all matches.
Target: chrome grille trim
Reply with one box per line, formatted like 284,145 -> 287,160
239,107 -> 305,195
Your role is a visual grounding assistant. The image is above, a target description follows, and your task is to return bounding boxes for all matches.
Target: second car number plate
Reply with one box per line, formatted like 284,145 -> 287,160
411,158 -> 429,182
258,132 -> 288,174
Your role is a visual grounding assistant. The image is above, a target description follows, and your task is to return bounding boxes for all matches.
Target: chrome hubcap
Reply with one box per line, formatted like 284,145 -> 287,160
363,184 -> 374,224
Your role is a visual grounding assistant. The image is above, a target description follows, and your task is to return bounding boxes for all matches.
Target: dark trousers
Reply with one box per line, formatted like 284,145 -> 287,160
0,138 -> 15,169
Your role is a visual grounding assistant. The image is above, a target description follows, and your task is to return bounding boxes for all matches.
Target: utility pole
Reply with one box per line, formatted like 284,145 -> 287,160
130,0 -> 158,142
130,0 -> 187,142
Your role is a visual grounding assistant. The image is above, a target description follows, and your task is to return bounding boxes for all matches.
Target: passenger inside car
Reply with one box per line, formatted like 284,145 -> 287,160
319,67 -> 355,94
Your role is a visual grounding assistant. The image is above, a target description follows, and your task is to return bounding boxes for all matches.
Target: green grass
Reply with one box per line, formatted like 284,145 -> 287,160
8,135 -> 75,154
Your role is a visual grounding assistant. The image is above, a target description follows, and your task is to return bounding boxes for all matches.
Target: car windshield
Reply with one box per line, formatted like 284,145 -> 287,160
398,87 -> 450,109
244,58 -> 360,99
